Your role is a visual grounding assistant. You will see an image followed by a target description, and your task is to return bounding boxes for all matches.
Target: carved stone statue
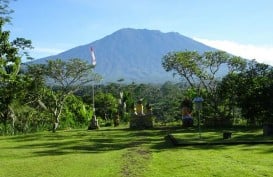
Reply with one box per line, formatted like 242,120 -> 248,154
135,99 -> 144,115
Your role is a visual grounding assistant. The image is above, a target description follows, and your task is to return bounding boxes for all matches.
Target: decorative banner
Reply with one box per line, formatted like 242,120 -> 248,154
90,47 -> 96,66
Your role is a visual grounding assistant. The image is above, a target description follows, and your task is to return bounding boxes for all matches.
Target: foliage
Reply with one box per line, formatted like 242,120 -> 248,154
94,91 -> 118,121
0,0 -> 15,22
45,59 -> 100,89
61,94 -> 92,128
30,59 -> 101,132
11,101 -> 51,134
0,18 -> 33,134
218,60 -> 273,125
3,0 -> 272,133
152,82 -> 183,123
162,50 -> 247,121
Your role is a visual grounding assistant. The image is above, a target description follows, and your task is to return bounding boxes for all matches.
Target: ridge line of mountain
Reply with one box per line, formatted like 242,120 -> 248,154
29,28 -> 217,83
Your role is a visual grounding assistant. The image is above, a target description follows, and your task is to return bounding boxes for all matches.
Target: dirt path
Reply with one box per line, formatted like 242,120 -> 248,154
121,142 -> 152,177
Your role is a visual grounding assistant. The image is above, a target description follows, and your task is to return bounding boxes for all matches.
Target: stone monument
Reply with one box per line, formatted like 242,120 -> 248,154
130,99 -> 154,129
181,98 -> 194,127
88,115 -> 99,130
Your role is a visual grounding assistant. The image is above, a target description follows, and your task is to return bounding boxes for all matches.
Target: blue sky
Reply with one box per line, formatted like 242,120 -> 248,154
6,0 -> 273,65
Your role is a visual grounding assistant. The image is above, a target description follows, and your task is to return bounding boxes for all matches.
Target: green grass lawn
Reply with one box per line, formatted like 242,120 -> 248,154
171,128 -> 273,145
1,125 -> 273,177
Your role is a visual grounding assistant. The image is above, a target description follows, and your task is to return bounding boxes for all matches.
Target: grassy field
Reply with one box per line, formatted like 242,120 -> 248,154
1,125 -> 273,177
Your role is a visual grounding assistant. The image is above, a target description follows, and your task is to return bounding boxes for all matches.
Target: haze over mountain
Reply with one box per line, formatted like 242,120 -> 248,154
30,28 -> 216,83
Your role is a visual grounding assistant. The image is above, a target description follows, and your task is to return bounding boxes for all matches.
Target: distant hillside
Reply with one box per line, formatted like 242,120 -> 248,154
29,28 -> 216,83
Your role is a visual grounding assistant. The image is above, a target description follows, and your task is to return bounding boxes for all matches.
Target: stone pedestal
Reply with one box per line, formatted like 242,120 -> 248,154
130,100 -> 153,129
263,123 -> 273,136
182,116 -> 194,127
88,115 -> 99,130
130,114 -> 153,129
223,131 -> 232,139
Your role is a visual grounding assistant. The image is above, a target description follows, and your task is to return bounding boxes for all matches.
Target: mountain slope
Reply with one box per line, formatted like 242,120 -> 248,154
30,28 -> 215,83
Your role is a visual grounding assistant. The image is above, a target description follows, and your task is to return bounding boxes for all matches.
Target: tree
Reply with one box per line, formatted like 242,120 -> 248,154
0,18 -> 33,134
94,92 -> 118,123
162,50 -> 247,120
0,0 -> 15,22
31,59 -> 101,132
155,82 -> 184,123
218,60 -> 273,125
62,94 -> 92,128
0,0 -> 34,134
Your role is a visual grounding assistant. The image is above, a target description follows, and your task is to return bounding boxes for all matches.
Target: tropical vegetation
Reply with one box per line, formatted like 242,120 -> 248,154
1,0 -> 273,135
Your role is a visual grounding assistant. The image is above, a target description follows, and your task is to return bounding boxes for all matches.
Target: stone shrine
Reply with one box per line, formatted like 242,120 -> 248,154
130,99 -> 153,129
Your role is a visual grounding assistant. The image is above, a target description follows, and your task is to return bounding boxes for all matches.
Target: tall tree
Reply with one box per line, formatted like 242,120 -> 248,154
0,0 -> 15,22
218,60 -> 273,125
162,50 -> 246,119
0,17 -> 33,134
32,59 -> 101,132
94,92 -> 118,122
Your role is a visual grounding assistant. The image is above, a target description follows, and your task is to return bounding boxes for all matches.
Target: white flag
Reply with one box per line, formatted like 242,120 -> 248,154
90,47 -> 96,66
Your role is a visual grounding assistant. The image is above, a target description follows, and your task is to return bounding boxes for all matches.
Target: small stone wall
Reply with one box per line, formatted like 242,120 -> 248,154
129,114 -> 153,129
204,118 -> 232,128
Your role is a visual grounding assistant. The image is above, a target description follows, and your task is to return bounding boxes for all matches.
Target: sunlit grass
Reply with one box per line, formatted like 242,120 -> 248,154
172,128 -> 273,144
0,126 -> 273,177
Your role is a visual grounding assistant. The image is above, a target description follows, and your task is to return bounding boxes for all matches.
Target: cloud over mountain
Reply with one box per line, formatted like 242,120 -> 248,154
194,37 -> 273,66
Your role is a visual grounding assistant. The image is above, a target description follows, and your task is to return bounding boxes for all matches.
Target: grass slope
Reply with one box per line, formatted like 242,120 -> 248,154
0,126 -> 273,177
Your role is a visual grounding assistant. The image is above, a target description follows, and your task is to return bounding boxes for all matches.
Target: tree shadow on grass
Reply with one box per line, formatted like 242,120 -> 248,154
6,131 -> 68,142
160,127 -> 273,152
3,127 -> 170,157
3,126 -> 273,157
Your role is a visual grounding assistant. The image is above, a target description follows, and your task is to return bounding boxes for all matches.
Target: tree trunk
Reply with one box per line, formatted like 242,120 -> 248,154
2,110 -> 9,135
52,106 -> 62,133
3,120 -> 7,135
9,106 -> 16,135
52,116 -> 60,133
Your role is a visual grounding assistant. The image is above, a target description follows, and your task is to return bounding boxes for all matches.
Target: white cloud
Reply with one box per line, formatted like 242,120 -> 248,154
193,37 -> 273,66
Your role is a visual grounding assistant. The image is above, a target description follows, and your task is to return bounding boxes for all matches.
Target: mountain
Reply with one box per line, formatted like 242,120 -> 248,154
30,28 -> 216,83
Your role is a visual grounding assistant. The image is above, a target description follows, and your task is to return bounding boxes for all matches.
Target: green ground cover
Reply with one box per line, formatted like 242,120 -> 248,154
171,128 -> 273,145
0,126 -> 273,177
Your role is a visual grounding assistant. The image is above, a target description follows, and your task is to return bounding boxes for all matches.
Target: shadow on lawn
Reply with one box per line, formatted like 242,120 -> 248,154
164,127 -> 273,152
4,126 -> 273,157
5,126 -> 173,157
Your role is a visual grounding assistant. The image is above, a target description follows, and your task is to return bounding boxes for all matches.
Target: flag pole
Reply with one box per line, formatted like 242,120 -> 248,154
92,82 -> 95,113
88,47 -> 99,129
90,47 -> 96,115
